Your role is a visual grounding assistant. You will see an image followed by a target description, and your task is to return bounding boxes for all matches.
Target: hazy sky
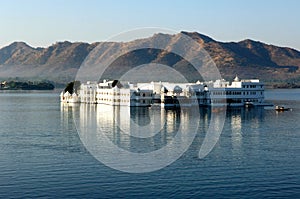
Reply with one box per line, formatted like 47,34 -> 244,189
1,0 -> 300,50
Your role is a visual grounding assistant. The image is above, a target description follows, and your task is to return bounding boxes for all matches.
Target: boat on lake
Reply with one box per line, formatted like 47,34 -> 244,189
275,105 -> 291,111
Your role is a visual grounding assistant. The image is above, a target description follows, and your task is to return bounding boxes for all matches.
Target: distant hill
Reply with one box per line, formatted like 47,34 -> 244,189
1,31 -> 300,86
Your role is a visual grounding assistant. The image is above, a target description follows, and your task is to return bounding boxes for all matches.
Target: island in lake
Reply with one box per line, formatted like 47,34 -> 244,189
0,80 -> 55,90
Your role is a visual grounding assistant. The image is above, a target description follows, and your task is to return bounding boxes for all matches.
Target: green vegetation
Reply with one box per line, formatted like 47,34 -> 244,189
271,83 -> 300,88
0,80 -> 55,90
64,81 -> 81,94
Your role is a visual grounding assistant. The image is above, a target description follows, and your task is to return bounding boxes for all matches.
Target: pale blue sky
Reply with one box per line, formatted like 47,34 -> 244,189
1,0 -> 300,50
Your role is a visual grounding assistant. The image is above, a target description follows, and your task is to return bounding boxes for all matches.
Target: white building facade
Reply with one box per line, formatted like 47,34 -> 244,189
60,76 -> 270,107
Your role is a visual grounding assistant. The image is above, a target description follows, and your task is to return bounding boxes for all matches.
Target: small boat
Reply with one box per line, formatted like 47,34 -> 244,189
275,105 -> 291,111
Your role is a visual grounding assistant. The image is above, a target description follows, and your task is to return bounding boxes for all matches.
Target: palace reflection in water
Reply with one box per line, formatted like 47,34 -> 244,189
71,104 -> 199,154
225,107 -> 265,156
61,103 -> 266,156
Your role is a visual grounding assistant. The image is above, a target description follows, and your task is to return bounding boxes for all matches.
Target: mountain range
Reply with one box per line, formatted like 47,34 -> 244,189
1,31 -> 300,86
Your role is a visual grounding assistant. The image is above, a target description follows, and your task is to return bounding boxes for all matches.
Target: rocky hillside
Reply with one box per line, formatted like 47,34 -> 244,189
1,31 -> 300,85
0,41 -> 98,83
182,32 -> 300,82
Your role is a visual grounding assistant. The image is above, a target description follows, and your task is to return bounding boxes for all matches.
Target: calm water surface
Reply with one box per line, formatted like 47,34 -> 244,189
0,89 -> 299,198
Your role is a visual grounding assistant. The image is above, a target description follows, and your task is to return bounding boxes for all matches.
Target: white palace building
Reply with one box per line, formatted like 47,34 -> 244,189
60,76 -> 271,107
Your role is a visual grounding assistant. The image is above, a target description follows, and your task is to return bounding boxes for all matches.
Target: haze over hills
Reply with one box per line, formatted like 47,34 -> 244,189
1,31 -> 300,86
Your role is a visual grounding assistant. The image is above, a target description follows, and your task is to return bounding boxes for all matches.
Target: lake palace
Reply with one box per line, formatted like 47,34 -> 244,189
60,76 -> 271,107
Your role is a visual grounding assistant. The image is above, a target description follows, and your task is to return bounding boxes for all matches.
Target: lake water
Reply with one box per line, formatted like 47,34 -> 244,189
0,89 -> 299,198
